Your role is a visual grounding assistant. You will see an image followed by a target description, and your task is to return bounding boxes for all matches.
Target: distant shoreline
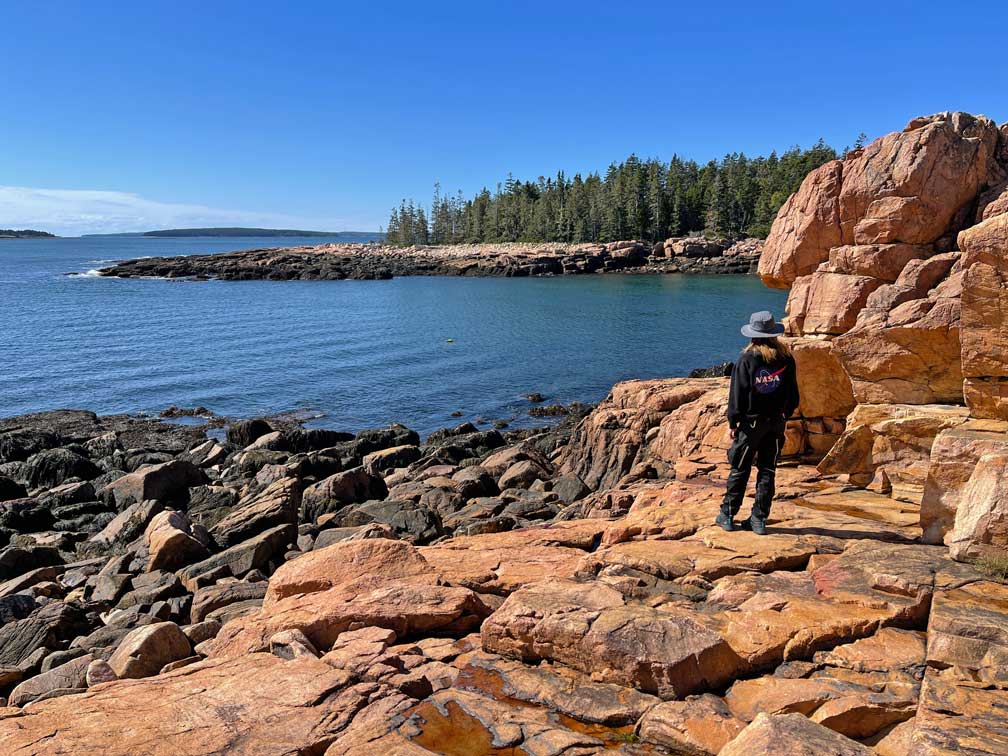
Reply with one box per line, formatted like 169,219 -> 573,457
97,238 -> 763,281
82,227 -> 381,239
0,229 -> 56,239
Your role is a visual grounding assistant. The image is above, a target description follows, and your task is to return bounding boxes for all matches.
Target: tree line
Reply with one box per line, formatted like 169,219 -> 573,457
385,139 -> 845,246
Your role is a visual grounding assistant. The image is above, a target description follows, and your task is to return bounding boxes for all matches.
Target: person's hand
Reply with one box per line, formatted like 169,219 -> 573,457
730,428 -> 738,440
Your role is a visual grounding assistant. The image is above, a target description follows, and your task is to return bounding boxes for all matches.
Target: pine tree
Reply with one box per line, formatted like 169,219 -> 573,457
386,140 -> 838,245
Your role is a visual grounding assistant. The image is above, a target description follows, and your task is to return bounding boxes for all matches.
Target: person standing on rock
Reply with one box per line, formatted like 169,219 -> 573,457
717,311 -> 799,535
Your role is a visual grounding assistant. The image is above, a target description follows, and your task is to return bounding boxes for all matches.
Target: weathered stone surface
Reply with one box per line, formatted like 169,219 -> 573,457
498,459 -> 550,490
725,671 -> 917,740
481,577 -> 742,699
116,569 -> 184,609
269,628 -> 319,660
827,243 -> 931,281
24,447 -> 101,490
833,277 -> 964,405
397,688 -> 606,755
719,712 -> 874,755
0,654 -> 357,755
190,580 -> 267,624
145,509 -> 209,571
456,650 -> 659,726
711,540 -> 944,672
909,667 -> 1008,755
651,383 -> 731,465
227,418 -> 273,447
210,476 -> 300,547
85,658 -> 117,687
960,212 -> 1008,420
578,527 -> 818,583
209,539 -> 491,657
332,498 -> 443,545
363,444 -> 422,472
0,601 -> 84,667
101,459 -> 206,508
925,579 -> 1008,683
266,538 -> 434,603
300,467 -> 388,523
108,621 -> 191,679
419,524 -> 598,595
786,272 -> 884,336
789,338 -> 856,421
0,545 -> 62,581
637,694 -> 745,755
841,113 -> 1000,245
176,523 -> 294,591
819,403 -> 968,499
875,718 -> 916,756
9,653 -> 93,706
212,582 -> 489,660
760,159 -> 844,288
946,451 -> 1008,560
558,378 -> 722,490
813,627 -> 926,674
919,420 -> 1008,544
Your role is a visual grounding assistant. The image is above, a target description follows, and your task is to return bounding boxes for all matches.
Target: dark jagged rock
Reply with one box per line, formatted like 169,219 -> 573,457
226,418 -> 273,448
688,360 -> 734,378
0,476 -> 27,502
300,467 -> 389,523
0,546 -> 63,580
100,459 -> 206,509
210,477 -> 300,548
0,601 -> 87,667
24,448 -> 101,490
332,499 -> 444,545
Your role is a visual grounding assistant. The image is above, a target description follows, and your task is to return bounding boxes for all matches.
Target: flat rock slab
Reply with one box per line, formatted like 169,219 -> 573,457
578,527 -> 819,582
480,577 -> 743,699
0,654 -> 355,755
909,667 -> 1008,755
925,578 -> 1008,682
209,539 -> 493,658
454,650 -> 660,726
398,688 -> 606,755
719,712 -> 874,755
420,535 -> 590,596
484,541 -> 951,700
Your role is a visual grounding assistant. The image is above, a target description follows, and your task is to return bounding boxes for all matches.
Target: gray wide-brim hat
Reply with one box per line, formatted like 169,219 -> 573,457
741,310 -> 785,339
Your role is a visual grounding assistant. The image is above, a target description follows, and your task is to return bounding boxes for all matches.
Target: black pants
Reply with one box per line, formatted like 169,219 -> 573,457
721,416 -> 785,521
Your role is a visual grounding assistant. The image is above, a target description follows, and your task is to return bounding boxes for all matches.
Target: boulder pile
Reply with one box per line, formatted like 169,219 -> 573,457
3,111 -> 1008,755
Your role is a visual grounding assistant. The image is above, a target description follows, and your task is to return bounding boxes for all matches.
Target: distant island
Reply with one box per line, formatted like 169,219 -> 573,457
0,229 -> 56,238
80,227 -> 379,239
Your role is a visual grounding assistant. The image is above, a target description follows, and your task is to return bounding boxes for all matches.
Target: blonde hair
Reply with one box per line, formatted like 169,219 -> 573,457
745,337 -> 792,363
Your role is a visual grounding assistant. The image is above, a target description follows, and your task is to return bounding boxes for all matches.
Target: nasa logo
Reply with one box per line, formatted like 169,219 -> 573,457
754,365 -> 785,395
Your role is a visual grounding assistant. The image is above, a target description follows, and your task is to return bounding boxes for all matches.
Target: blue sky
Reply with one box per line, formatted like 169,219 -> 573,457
3,1 -> 1006,235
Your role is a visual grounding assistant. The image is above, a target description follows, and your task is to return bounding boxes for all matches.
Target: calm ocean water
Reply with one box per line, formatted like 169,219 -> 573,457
1,236 -> 786,436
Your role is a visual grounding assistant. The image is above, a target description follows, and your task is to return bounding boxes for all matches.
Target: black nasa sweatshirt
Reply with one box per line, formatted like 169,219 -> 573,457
726,349 -> 800,430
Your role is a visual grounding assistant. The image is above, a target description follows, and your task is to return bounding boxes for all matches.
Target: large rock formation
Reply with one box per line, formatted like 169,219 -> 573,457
758,111 -> 1008,562
960,213 -> 1008,419
761,112 -> 1004,290
761,112 -> 1008,417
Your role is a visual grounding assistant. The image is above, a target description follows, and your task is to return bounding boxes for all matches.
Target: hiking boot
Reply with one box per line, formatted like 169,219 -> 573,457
715,512 -> 735,532
746,516 -> 767,535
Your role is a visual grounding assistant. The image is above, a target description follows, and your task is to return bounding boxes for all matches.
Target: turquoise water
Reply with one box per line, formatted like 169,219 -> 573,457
1,236 -> 786,435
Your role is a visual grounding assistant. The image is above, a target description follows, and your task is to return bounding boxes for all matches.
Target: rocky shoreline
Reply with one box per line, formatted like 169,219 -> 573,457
2,110 -> 1008,755
96,237 -> 762,281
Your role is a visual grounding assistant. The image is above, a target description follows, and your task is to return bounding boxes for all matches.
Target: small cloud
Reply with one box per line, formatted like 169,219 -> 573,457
0,186 -> 349,236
